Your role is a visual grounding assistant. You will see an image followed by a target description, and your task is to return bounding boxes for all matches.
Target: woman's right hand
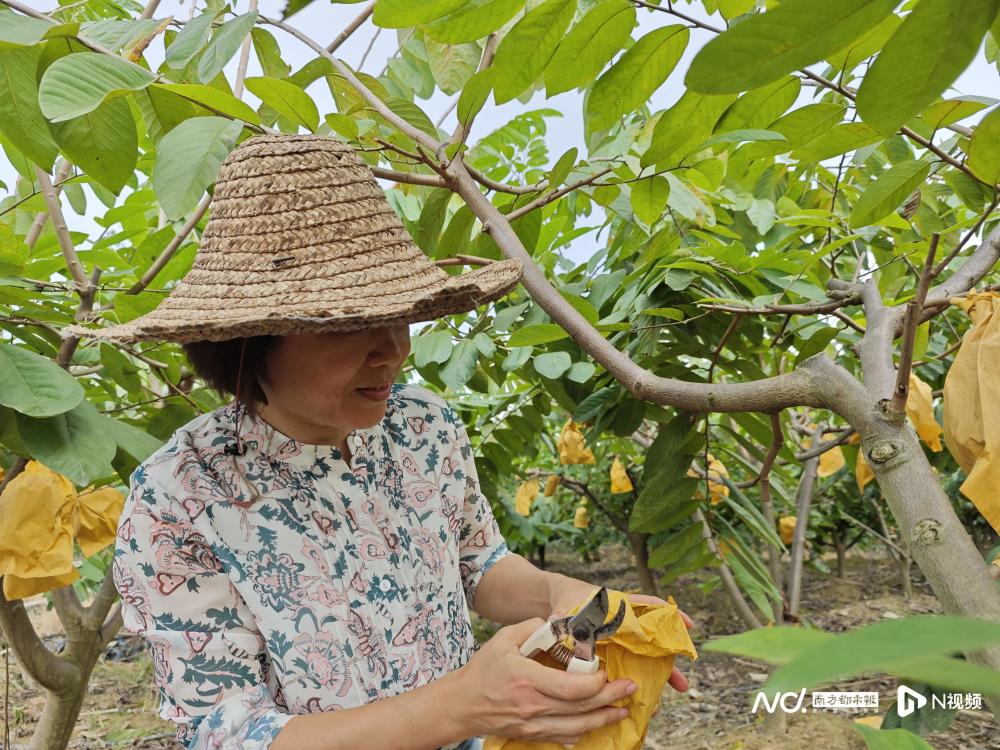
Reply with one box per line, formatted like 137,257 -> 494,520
453,618 -> 638,746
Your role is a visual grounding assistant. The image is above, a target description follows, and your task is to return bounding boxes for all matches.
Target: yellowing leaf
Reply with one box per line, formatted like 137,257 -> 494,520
558,419 -> 596,464
779,515 -> 797,546
610,457 -> 634,493
543,474 -> 560,497
574,505 -> 590,529
514,479 -> 539,516
906,373 -> 943,452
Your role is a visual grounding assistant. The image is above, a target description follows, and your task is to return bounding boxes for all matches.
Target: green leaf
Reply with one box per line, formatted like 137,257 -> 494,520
856,0 -> 999,135
566,361 -> 595,383
100,414 -> 164,464
642,91 -> 736,167
586,25 -> 688,131
648,523 -> 704,568
15,398 -> 117,487
245,76 -> 319,133
545,0 -> 635,96
0,47 -> 58,170
197,12 -> 258,83
716,75 -> 800,132
853,726 -> 934,750
703,625 -> 833,664
532,351 -> 571,378
440,339 -> 479,390
250,28 -> 292,78
792,122 -> 883,162
38,52 -> 155,122
766,615 -> 1000,695
50,96 -> 138,193
665,173 -> 712,226
411,330 -> 453,367
373,0 -> 468,28
457,67 -> 495,127
630,175 -> 669,226
491,0 -> 576,104
968,105 -> 1000,186
424,38 -> 482,95
164,9 -> 217,69
508,323 -> 568,346
702,128 -> 786,146
423,0 -> 526,44
685,0 -> 899,94
849,160 -> 930,228
920,95 -> 996,130
153,83 -> 259,124
0,343 -> 84,417
0,9 -> 53,48
153,116 -> 243,220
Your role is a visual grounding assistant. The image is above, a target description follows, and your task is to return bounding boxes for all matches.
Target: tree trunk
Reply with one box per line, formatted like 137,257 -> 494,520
27,636 -> 103,750
787,455 -> 819,618
627,533 -> 658,597
826,364 -> 1000,679
832,530 -> 846,579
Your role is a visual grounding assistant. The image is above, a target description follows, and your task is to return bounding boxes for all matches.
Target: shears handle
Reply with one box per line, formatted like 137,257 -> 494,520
520,622 -> 600,674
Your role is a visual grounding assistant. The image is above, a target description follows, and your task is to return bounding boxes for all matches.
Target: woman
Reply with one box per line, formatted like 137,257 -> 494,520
62,135 -> 691,749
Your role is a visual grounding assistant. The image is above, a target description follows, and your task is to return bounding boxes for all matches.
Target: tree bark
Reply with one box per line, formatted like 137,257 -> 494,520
627,533 -> 658,597
787,455 -> 819,618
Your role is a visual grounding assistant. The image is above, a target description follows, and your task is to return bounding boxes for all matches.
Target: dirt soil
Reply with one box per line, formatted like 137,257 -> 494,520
1,546 -> 997,749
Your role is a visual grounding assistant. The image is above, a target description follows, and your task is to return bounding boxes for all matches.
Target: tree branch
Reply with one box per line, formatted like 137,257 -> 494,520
262,15 -> 441,152
0,580 -> 79,692
326,0 -> 375,53
889,233 -> 938,413
34,166 -> 92,297
125,195 -> 212,298
446,157 -> 831,413
506,167 -> 615,221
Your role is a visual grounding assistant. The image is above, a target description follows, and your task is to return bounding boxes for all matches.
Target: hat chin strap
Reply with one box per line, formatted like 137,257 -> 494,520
223,339 -> 263,504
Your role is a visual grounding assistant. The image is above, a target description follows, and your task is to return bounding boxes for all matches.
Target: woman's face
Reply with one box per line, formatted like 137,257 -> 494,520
257,323 -> 412,445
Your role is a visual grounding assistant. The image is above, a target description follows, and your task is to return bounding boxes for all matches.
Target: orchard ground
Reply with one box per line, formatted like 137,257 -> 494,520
2,545 -> 997,750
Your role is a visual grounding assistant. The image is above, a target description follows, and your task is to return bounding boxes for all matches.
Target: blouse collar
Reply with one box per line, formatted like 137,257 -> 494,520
222,398 -> 384,472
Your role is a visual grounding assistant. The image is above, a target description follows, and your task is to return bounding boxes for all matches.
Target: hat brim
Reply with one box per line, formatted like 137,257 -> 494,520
60,257 -> 523,344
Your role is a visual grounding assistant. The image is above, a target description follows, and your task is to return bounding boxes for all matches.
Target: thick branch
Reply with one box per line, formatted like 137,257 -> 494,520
855,279 -> 897,399
447,158 -> 830,413
0,580 -> 79,692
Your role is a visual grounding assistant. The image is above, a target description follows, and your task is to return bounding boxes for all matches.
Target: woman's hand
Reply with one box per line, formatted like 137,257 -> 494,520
546,577 -> 695,693
452,618 -> 638,746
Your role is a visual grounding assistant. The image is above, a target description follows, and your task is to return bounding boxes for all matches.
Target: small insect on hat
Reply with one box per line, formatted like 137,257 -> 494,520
60,134 -> 524,345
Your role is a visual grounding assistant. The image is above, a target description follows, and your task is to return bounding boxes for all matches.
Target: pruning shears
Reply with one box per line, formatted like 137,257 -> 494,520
519,587 -> 627,674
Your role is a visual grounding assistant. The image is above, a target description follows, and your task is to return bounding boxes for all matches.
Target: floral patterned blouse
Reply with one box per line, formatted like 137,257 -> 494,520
112,383 -> 511,749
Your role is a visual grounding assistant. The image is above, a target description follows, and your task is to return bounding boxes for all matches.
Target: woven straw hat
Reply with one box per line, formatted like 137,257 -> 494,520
59,134 -> 524,344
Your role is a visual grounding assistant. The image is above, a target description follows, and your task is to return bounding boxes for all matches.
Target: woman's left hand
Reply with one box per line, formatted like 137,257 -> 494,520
548,584 -> 695,693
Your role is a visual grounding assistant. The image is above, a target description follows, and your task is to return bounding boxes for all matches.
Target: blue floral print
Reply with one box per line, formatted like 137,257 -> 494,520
112,383 -> 511,749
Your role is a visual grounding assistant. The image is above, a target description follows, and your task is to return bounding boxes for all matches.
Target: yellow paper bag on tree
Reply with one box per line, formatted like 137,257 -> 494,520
515,479 -> 540,517
779,515 -> 797,545
559,419 -> 596,464
573,504 -> 590,529
943,291 -> 1000,533
484,590 -> 697,750
686,454 -> 729,504
543,474 -> 560,497
610,457 -> 633,493
0,460 -> 124,599
907,373 -> 943,452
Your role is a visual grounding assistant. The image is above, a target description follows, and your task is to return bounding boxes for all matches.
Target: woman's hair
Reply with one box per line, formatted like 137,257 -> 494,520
181,336 -> 281,417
